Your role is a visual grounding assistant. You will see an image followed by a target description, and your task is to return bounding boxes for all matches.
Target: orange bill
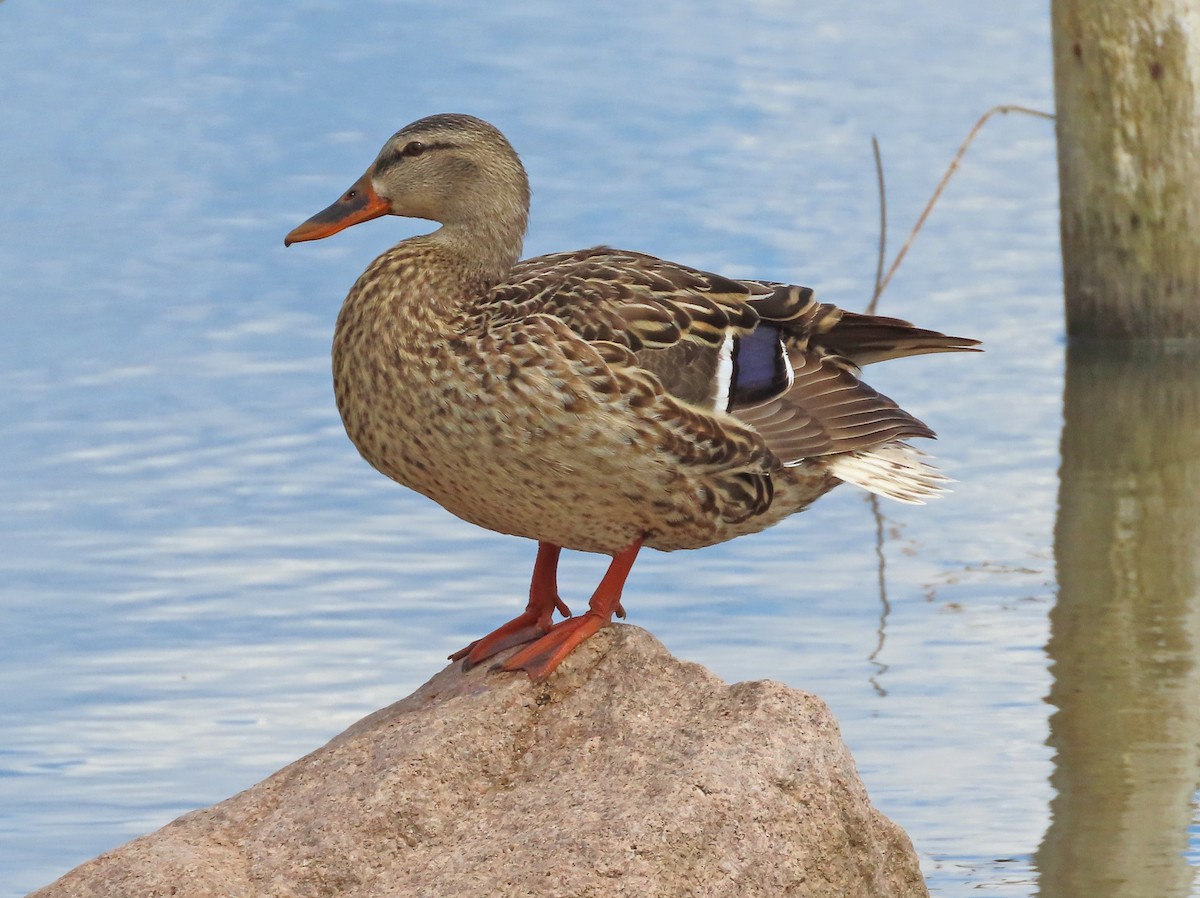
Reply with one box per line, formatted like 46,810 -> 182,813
284,172 -> 390,246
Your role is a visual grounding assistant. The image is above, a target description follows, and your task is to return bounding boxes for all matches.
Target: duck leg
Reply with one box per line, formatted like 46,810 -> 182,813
450,542 -> 571,669
497,536 -> 644,682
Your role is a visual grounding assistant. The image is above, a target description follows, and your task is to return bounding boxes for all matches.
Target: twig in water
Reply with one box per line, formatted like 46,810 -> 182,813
861,104 -> 1054,689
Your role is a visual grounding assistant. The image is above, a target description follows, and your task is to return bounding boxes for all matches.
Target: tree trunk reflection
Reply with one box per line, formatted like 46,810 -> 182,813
1038,342 -> 1200,897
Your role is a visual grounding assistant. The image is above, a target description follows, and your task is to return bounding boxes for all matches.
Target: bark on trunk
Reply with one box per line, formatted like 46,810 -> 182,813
1052,1 -> 1200,338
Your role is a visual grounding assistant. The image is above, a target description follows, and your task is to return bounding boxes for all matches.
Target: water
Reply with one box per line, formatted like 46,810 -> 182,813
2,2 -> 1197,896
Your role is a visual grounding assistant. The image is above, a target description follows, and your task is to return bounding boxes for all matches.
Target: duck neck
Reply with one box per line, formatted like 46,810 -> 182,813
432,205 -> 528,291
431,155 -> 531,290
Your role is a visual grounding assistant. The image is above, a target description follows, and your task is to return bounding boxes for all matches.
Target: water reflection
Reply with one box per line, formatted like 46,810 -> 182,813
1038,342 -> 1200,897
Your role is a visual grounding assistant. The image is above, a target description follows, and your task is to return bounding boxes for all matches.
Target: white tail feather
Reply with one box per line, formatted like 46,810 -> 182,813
823,440 -> 951,505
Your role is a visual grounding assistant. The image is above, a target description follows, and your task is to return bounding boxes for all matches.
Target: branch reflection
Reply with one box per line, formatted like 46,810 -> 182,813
867,493 -> 890,697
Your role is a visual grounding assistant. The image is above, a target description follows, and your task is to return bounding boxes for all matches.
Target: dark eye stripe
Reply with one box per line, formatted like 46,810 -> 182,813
375,141 -> 456,176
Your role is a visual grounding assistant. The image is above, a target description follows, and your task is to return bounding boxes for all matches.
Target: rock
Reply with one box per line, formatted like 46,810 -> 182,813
28,625 -> 927,898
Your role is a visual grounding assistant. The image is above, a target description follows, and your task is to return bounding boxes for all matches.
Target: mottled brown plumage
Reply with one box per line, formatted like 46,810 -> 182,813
285,113 -> 978,679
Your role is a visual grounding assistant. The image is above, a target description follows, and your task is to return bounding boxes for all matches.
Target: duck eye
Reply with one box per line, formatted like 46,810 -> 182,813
400,140 -> 426,158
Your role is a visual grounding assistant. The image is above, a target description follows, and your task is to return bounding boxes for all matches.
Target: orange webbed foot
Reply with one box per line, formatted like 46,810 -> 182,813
495,612 -> 610,681
493,536 -> 643,681
450,611 -> 557,668
449,542 -> 568,668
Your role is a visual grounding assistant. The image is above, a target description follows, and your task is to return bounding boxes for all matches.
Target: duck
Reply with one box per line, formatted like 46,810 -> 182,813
285,113 -> 978,681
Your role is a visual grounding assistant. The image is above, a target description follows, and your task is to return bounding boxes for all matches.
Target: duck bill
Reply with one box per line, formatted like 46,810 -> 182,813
284,172 -> 390,246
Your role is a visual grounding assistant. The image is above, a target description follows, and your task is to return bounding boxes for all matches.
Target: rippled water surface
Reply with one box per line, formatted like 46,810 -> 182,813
4,2 -> 1199,896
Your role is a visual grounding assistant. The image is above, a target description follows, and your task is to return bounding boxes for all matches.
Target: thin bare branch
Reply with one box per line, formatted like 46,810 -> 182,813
871,104 -> 1055,306
867,135 -> 888,315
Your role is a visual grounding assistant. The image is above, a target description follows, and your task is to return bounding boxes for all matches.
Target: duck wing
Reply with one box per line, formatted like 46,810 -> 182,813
471,246 -> 978,471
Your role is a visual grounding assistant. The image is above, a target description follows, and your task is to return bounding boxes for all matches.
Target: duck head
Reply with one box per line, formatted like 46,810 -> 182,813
284,113 -> 531,248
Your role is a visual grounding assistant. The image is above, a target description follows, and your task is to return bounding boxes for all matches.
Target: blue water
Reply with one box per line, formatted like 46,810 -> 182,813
3,2 -> 1197,896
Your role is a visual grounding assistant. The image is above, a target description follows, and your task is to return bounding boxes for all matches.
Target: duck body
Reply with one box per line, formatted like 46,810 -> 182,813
287,113 -> 978,679
332,242 -> 841,555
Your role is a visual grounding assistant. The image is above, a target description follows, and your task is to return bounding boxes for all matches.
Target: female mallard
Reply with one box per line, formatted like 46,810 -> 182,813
285,113 -> 977,681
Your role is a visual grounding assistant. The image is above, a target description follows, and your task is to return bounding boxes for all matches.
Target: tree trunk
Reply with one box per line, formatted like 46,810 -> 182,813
1051,1 -> 1200,338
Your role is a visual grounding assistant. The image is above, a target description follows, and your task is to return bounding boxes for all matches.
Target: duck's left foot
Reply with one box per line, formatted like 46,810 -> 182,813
495,612 -> 611,681
450,610 -> 558,668
450,542 -> 568,669
494,536 -> 644,682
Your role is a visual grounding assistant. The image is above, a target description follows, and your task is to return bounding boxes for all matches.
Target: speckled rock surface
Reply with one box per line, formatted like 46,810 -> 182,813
29,625 -> 928,898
